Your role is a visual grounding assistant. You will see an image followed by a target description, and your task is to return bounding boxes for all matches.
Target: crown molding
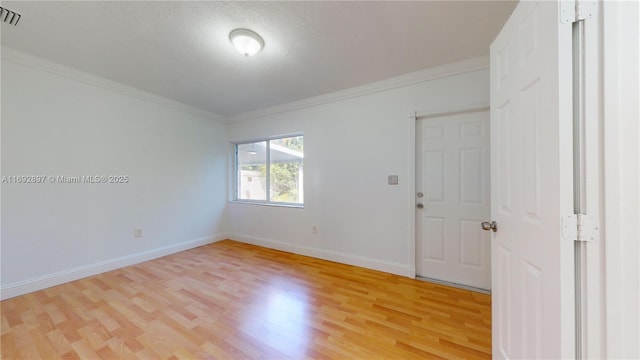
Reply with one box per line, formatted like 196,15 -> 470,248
227,55 -> 489,123
0,46 -> 227,123
1,46 -> 488,124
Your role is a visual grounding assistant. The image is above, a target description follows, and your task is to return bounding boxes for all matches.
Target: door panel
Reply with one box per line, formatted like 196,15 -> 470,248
416,110 -> 491,290
459,219 -> 484,267
490,1 -> 574,358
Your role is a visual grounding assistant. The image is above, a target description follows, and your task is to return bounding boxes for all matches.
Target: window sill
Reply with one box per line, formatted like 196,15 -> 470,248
229,200 -> 304,209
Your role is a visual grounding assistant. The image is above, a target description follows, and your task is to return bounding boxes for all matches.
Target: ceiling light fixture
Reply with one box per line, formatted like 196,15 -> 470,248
229,29 -> 264,57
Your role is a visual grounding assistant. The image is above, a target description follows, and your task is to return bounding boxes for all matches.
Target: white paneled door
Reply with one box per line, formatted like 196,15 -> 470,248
415,110 -> 491,290
490,1 -> 574,359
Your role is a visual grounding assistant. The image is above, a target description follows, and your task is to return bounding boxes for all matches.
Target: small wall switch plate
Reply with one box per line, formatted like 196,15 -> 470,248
312,225 -> 318,234
134,228 -> 143,238
388,175 -> 399,185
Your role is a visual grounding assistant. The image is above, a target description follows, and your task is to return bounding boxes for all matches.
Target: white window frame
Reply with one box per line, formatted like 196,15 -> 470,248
233,134 -> 304,208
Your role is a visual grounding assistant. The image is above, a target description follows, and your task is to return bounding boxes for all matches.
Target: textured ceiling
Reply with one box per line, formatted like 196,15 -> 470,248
1,1 -> 515,117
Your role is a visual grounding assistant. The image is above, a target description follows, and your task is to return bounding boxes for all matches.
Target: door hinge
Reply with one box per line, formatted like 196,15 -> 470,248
561,1 -> 597,23
562,214 -> 599,242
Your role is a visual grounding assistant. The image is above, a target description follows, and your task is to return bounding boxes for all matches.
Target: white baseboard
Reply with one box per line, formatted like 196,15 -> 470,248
228,233 -> 414,278
0,234 -> 227,300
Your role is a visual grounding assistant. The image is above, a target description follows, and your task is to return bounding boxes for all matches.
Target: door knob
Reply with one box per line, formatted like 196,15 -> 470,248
416,203 -> 424,209
481,221 -> 498,232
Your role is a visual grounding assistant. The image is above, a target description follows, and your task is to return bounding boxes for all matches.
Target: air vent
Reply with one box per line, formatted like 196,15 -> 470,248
0,6 -> 22,26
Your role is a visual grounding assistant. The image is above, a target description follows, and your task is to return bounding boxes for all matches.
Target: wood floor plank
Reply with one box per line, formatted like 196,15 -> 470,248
1,240 -> 491,359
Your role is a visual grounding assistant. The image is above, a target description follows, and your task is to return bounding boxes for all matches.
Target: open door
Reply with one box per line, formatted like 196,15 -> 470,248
489,1 -> 575,358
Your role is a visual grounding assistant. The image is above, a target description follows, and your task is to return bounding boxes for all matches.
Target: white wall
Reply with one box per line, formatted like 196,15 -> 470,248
0,48 -> 228,299
602,1 -> 640,357
226,59 -> 490,276
0,49 -> 490,298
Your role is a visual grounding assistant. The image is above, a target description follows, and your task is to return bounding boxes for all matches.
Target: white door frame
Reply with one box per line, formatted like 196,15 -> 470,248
601,1 -> 639,358
408,102 -> 490,280
557,2 -> 639,357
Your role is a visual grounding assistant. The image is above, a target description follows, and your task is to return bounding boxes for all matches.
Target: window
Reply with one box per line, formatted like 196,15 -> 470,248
236,135 -> 304,206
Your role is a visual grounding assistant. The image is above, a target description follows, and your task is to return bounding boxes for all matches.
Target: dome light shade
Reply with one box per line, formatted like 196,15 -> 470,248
229,29 -> 264,57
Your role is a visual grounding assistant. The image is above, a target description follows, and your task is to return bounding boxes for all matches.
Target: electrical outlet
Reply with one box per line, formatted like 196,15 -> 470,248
134,228 -> 143,238
312,225 -> 318,234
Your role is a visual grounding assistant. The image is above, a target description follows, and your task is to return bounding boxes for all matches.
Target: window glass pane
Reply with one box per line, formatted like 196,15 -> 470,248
237,141 -> 267,201
269,136 -> 304,203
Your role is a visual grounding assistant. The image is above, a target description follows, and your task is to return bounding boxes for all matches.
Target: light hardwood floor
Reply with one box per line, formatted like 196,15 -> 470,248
1,240 -> 491,359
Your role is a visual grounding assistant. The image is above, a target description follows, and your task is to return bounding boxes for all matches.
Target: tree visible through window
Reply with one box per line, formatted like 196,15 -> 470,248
236,135 -> 303,205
